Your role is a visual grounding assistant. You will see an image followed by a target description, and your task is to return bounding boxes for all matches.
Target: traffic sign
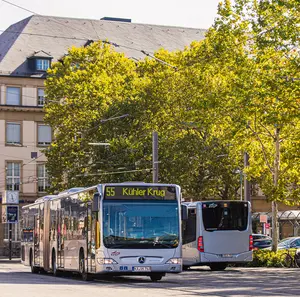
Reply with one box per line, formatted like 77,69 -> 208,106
3,206 -> 19,223
260,214 -> 268,223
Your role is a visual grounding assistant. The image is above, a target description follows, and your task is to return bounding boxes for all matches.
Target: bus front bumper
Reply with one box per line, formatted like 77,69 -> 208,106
95,263 -> 182,274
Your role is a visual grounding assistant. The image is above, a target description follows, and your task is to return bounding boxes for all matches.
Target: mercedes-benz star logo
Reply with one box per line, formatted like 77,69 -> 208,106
138,257 -> 146,264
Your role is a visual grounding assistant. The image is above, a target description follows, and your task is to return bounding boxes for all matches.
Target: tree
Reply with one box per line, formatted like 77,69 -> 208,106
196,0 -> 300,250
44,42 -> 140,190
44,1 -> 299,253
45,41 -> 243,200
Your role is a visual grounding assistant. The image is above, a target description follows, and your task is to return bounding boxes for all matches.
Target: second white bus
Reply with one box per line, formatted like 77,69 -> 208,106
182,201 -> 253,270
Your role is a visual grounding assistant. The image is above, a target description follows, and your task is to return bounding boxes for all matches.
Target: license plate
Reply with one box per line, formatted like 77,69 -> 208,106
221,254 -> 233,258
132,266 -> 151,272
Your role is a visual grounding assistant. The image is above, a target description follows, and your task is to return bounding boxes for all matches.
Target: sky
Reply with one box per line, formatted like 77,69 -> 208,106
0,0 -> 221,31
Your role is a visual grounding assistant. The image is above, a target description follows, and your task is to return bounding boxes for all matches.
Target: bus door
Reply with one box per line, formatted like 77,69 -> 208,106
33,214 -> 40,266
86,203 -> 94,273
86,195 -> 99,273
57,209 -> 64,268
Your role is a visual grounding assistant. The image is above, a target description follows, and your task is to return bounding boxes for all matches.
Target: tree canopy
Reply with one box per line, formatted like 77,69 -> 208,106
44,0 -> 299,207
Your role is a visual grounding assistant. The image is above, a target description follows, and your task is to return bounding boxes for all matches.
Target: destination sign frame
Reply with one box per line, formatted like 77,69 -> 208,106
104,186 -> 177,200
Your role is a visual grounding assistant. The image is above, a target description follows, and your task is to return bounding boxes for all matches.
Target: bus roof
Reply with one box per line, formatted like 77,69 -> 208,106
23,183 -> 181,208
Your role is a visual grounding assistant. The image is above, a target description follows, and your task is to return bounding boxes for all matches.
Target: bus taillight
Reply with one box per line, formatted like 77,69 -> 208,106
197,236 -> 204,252
249,235 -> 253,251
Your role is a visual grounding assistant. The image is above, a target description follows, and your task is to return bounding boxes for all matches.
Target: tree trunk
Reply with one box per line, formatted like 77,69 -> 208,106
271,200 -> 278,251
272,127 -> 280,252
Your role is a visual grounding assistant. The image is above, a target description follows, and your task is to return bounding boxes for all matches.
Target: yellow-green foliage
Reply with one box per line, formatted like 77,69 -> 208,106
44,1 -> 300,204
249,249 -> 296,267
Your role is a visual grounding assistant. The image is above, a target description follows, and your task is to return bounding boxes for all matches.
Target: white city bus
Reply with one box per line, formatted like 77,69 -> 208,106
21,183 -> 182,281
182,201 -> 253,271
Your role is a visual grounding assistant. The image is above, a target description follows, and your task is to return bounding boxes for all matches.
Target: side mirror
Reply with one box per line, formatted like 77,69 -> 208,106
181,204 -> 188,221
92,193 -> 100,212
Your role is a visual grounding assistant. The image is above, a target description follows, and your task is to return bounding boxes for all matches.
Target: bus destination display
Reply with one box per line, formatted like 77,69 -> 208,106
104,186 -> 176,200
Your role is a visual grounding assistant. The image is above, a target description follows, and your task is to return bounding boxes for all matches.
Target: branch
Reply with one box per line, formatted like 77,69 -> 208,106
259,122 -> 275,140
247,124 -> 274,174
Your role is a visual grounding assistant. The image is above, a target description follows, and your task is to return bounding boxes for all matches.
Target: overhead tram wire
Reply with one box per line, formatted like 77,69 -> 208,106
0,153 -> 44,178
1,0 -> 177,69
76,168 -> 152,177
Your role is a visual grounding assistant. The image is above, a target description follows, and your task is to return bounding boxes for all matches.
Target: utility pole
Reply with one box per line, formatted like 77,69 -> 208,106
244,152 -> 251,202
8,223 -> 12,260
152,131 -> 158,183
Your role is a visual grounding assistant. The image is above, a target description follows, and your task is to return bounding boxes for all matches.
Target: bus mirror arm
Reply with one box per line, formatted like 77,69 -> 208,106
181,205 -> 188,221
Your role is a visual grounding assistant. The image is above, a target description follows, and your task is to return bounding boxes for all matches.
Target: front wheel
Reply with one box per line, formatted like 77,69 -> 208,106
150,273 -> 163,282
209,263 -> 227,271
79,251 -> 90,281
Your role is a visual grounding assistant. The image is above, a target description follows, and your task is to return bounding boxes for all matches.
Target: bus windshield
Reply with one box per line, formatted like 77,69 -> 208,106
202,202 -> 249,231
103,201 -> 179,249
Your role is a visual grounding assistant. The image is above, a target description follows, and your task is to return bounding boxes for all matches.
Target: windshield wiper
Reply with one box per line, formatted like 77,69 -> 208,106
153,241 -> 175,248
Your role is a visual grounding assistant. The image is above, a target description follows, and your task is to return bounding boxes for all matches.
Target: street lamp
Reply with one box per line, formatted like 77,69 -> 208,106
235,169 -> 243,201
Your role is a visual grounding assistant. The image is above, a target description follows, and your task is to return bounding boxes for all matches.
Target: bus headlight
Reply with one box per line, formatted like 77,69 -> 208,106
97,258 -> 118,265
166,258 -> 182,265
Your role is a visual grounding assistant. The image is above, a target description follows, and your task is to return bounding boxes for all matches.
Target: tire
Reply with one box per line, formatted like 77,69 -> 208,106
30,250 -> 39,274
52,250 -> 61,276
183,265 -> 190,271
150,273 -> 163,282
209,263 -> 227,271
280,253 -> 293,268
79,250 -> 90,281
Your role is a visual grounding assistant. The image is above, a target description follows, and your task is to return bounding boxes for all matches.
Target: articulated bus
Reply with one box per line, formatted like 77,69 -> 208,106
21,183 -> 182,281
182,201 -> 253,271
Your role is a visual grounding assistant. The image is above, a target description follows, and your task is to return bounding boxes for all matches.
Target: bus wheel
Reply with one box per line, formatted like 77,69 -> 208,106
79,251 -> 90,281
209,263 -> 227,271
30,250 -> 39,274
52,251 -> 60,276
150,273 -> 163,282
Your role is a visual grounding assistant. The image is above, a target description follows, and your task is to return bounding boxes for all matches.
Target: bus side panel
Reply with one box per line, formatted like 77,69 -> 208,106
182,240 -> 198,265
182,207 -> 199,265
62,195 -> 88,271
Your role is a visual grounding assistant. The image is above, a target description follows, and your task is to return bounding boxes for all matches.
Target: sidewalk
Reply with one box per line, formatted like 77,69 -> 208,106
0,257 -> 21,264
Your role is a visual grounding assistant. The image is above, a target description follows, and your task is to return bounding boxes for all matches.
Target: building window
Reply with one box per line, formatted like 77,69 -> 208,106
37,164 -> 50,192
37,124 -> 52,146
4,224 -> 19,241
37,88 -> 45,106
36,59 -> 50,71
6,122 -> 21,145
6,87 -> 21,105
6,162 -> 21,191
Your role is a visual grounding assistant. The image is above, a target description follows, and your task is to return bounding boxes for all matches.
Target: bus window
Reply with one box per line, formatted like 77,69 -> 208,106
182,209 -> 196,244
202,202 -> 248,231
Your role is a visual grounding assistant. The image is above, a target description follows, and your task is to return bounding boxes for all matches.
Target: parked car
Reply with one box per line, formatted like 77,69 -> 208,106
253,234 -> 272,250
277,237 -> 300,250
